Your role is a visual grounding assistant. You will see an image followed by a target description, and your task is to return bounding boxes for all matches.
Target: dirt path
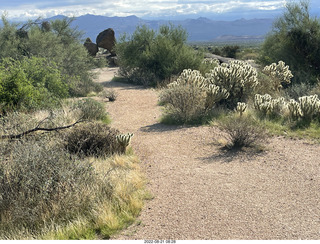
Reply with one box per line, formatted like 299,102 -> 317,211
95,67 -> 320,240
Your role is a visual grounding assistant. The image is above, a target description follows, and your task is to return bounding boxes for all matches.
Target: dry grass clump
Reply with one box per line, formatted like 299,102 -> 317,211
218,114 -> 267,150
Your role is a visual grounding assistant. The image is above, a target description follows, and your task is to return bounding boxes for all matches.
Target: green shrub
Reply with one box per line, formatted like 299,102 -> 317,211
221,45 -> 240,58
282,82 -> 314,100
218,114 -> 267,149
0,15 -> 101,99
65,122 -> 124,157
72,98 -> 110,122
0,57 -> 68,111
259,0 -> 320,85
116,24 -> 203,86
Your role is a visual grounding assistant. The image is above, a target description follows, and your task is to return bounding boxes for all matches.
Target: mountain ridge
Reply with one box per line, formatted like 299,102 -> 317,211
46,14 -> 274,42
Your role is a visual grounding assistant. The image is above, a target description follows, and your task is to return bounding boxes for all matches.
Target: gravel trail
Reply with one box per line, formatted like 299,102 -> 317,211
95,67 -> 320,240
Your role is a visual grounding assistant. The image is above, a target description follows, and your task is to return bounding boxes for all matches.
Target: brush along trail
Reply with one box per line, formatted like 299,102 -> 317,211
94,67 -> 320,240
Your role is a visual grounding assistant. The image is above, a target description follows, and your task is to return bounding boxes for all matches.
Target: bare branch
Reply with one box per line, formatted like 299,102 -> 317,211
1,119 -> 84,140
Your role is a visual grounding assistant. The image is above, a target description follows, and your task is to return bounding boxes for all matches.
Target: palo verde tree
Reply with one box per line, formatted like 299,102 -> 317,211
260,0 -> 320,85
116,24 -> 203,86
0,14 -> 101,100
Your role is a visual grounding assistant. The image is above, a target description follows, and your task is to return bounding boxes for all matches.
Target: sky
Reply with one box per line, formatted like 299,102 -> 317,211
1,0 -> 320,21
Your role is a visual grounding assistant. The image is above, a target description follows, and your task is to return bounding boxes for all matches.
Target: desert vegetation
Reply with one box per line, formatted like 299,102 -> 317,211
0,15 -> 147,239
129,0 -> 320,148
1,0 -> 320,240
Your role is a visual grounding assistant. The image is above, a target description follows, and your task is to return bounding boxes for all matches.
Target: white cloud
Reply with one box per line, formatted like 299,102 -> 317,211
1,0 -> 286,20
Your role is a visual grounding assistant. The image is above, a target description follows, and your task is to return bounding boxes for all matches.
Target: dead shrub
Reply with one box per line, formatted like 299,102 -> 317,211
65,121 -> 123,157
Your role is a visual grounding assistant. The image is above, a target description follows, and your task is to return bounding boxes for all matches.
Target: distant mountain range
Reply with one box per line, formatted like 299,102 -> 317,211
46,14 -> 274,43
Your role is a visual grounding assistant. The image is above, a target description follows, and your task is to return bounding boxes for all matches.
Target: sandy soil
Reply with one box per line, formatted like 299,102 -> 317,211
94,67 -> 320,240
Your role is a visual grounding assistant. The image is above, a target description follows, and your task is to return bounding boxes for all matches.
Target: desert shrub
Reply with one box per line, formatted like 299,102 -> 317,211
259,0 -> 320,85
65,122 -> 124,157
255,71 -> 278,96
72,98 -> 109,122
0,138 -> 112,234
101,89 -> 118,102
218,114 -> 267,149
282,82 -> 314,100
116,24 -> 203,86
159,84 -> 207,124
0,57 -> 68,112
221,45 -> 240,58
0,15 -> 101,99
205,60 -> 259,109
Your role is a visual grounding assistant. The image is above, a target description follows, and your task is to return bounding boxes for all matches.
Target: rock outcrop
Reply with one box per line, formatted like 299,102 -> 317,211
96,28 -> 116,56
84,38 -> 98,57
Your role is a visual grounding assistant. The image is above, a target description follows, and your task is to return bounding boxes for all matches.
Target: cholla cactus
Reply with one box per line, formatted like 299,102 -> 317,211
298,95 -> 320,122
167,69 -> 229,111
254,94 -> 286,117
202,58 -> 220,67
236,102 -> 247,116
263,61 -> 293,91
287,99 -> 302,120
168,69 -> 206,88
205,60 -> 259,108
116,133 -> 134,152
204,84 -> 229,111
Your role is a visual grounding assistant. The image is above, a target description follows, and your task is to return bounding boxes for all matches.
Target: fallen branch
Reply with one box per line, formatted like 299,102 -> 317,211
1,120 -> 84,140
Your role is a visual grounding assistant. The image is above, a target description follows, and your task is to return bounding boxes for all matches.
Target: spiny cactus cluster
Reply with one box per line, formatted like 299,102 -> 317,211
288,95 -> 320,122
263,61 -> 293,91
116,133 -> 134,152
168,69 -> 229,110
205,60 -> 259,108
287,99 -> 302,120
254,94 -> 286,117
236,102 -> 247,116
202,58 -> 220,66
168,69 -> 206,88
206,60 -> 259,89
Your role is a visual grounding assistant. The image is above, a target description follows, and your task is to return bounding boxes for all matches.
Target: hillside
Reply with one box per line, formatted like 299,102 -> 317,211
46,14 -> 274,42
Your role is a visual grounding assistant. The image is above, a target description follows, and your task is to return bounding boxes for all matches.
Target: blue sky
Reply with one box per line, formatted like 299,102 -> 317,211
1,0 -> 320,20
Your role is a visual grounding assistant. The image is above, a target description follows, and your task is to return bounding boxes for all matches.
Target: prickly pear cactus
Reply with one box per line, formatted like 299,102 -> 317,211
116,133 -> 134,153
263,61 -> 293,91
